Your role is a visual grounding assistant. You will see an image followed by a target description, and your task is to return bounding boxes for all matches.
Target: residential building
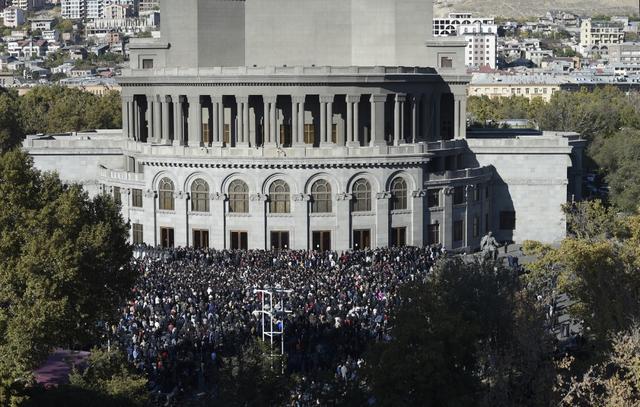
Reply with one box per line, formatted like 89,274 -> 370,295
61,0 -> 86,19
579,19 -> 625,58
469,73 -> 562,102
609,42 -> 640,64
433,13 -> 497,69
3,7 -> 25,28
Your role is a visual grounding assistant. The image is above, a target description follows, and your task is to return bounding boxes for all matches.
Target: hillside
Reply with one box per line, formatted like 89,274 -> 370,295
434,0 -> 638,18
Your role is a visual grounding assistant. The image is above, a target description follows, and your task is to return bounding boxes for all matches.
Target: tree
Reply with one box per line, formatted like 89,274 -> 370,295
525,211 -> 640,342
25,348 -> 148,407
0,88 -> 22,153
592,129 -> 640,213
364,258 -> 555,407
0,150 -> 135,395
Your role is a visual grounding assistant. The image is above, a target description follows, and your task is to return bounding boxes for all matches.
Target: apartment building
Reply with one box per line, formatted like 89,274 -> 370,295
579,18 -> 625,58
433,13 -> 497,69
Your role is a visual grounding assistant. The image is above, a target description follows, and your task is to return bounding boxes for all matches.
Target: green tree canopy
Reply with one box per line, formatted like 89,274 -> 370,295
364,258 -> 555,407
0,150 -> 135,392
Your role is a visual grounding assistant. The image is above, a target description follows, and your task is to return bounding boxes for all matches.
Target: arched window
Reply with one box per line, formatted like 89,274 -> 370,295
311,180 -> 332,213
191,178 -> 209,212
158,178 -> 175,211
390,177 -> 408,210
228,180 -> 249,213
269,180 -> 290,214
352,179 -> 371,212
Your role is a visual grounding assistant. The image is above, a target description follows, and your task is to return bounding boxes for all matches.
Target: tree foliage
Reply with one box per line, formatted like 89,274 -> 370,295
19,86 -> 122,136
0,149 -> 134,390
25,348 -> 148,407
364,258 -> 555,407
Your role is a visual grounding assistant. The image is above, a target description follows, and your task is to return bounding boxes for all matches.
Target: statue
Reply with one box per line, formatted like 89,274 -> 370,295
480,231 -> 499,262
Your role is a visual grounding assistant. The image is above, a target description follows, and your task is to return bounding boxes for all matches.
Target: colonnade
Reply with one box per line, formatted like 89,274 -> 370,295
121,91 -> 467,148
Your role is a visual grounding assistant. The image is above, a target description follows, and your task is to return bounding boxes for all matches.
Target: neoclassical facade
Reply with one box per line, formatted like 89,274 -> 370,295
24,0 -> 584,251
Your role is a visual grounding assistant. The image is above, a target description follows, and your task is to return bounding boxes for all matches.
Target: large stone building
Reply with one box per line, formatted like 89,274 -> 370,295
24,0 -> 584,251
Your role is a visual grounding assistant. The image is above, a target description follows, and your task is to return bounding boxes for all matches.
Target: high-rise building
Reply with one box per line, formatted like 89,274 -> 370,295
24,0 -> 584,250
433,13 -> 497,69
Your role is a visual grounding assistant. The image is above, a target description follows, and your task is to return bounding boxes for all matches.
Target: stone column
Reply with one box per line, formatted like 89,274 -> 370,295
375,191 -> 391,247
454,93 -> 464,139
326,97 -> 334,145
336,193 -> 352,251
188,95 -> 202,147
133,98 -> 141,141
122,94 -> 131,139
293,193 -> 310,249
433,92 -> 441,141
353,96 -> 359,145
458,93 -> 467,139
211,95 -> 224,147
319,96 -> 327,147
236,96 -> 249,146
162,96 -> 171,144
129,98 -> 137,141
394,94 -> 406,146
345,95 -> 359,147
442,186 -> 454,250
218,96 -> 225,146
153,95 -> 162,143
291,96 -> 305,147
267,96 -> 278,146
296,97 -> 305,145
145,96 -> 154,143
243,98 -> 250,146
370,94 -> 387,147
173,95 -> 184,146
263,98 -> 271,145
412,190 -> 425,247
291,97 -> 298,145
411,94 -> 421,143
465,185 -> 473,248
421,93 -> 432,142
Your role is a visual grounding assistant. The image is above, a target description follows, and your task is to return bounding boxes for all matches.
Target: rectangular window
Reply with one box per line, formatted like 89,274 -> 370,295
428,223 -> 440,245
132,223 -> 143,245
474,184 -> 481,201
131,188 -> 143,208
500,211 -> 516,230
202,123 -> 210,144
279,124 -> 291,147
427,189 -> 441,208
223,124 -> 231,145
113,186 -> 121,205
440,56 -> 453,68
142,59 -> 153,69
485,213 -> 490,234
331,123 -> 337,144
453,220 -> 464,242
304,123 -> 315,144
453,186 -> 465,205
193,229 -> 209,249
230,231 -> 248,250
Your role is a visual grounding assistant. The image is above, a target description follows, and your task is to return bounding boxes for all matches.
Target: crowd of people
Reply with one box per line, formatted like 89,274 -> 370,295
113,245 -> 445,402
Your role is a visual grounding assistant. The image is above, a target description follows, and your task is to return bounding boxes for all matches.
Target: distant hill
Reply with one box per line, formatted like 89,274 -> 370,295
434,0 -> 638,18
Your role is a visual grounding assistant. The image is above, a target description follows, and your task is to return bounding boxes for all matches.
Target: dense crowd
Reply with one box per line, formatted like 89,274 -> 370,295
113,245 -> 444,400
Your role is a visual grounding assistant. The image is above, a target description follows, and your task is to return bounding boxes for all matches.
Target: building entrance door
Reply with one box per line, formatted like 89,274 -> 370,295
312,231 -> 331,252
353,229 -> 371,250
193,229 -> 209,249
160,227 -> 174,248
230,231 -> 248,250
391,227 -> 407,247
270,231 -> 290,250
